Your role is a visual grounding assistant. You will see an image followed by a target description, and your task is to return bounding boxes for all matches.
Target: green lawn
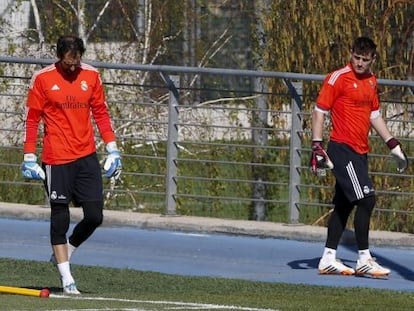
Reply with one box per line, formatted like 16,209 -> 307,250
0,258 -> 412,310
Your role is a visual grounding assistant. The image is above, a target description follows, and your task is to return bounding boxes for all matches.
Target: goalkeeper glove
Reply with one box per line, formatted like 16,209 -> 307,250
310,140 -> 334,176
386,137 -> 408,173
104,141 -> 122,179
22,153 -> 45,180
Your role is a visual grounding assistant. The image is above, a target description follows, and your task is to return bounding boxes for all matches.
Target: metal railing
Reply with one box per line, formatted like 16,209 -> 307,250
1,56 -> 414,230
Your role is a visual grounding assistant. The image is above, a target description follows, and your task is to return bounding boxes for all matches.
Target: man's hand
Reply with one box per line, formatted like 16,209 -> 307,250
310,140 -> 334,176
104,141 -> 122,179
22,153 -> 45,180
386,137 -> 408,173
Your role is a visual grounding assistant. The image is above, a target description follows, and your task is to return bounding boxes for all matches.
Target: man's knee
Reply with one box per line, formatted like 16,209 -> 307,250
82,201 -> 103,227
50,203 -> 70,245
358,195 -> 376,213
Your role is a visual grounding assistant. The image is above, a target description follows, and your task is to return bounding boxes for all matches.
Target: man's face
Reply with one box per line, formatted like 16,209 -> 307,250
350,52 -> 375,75
60,52 -> 81,75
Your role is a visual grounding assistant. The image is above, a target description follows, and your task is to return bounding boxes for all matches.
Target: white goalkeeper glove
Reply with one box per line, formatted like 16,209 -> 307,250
22,153 -> 45,180
386,137 -> 408,173
310,140 -> 334,176
104,141 -> 122,179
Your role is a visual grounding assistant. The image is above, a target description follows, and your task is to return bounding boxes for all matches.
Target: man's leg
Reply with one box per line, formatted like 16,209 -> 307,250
50,203 -> 70,263
50,203 -> 80,294
325,187 -> 354,250
318,187 -> 355,275
354,195 -> 390,277
68,200 -> 103,247
354,195 -> 375,251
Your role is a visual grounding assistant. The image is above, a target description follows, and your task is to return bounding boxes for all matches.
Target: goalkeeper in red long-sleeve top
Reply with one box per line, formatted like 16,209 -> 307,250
311,37 -> 408,278
22,35 -> 122,294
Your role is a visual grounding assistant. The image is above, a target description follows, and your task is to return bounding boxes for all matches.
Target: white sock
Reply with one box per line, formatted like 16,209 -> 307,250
57,261 -> 75,286
322,247 -> 336,260
358,249 -> 372,263
68,243 -> 77,261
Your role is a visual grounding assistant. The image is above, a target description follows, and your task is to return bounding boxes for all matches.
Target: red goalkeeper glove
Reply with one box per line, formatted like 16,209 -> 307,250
386,137 -> 408,173
310,140 -> 334,176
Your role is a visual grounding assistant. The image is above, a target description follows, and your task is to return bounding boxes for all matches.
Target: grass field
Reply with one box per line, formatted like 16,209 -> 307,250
1,258 -> 413,310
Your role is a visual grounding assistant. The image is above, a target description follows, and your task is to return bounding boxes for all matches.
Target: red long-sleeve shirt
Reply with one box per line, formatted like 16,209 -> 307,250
24,62 -> 116,164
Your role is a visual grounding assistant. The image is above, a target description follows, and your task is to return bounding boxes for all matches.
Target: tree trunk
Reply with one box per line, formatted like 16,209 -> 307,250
250,0 -> 270,221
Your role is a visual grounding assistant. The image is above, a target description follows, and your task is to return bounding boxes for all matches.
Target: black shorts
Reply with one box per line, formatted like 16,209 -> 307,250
327,141 -> 375,203
42,153 -> 103,205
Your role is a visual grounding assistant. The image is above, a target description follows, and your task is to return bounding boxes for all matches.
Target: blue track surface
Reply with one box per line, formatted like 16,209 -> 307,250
1,217 -> 413,292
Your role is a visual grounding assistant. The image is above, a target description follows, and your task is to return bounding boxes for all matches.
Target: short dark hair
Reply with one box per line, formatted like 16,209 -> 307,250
56,35 -> 86,59
351,37 -> 377,57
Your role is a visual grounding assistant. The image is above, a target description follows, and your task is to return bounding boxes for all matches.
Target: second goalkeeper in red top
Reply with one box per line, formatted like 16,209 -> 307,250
311,36 -> 407,278
22,35 -> 122,294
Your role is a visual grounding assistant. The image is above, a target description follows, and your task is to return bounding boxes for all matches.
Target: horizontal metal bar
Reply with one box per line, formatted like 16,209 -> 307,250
1,56 -> 413,87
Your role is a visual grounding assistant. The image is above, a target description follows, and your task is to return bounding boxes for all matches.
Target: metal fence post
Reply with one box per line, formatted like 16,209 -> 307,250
164,75 -> 180,216
286,81 -> 303,224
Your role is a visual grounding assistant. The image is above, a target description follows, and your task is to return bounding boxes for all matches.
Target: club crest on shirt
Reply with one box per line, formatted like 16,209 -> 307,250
80,80 -> 88,91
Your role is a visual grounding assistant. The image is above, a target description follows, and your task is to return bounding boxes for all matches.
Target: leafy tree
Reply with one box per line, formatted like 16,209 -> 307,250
262,1 -> 414,77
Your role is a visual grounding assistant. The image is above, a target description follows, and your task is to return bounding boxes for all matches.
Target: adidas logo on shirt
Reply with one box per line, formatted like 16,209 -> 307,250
51,84 -> 60,91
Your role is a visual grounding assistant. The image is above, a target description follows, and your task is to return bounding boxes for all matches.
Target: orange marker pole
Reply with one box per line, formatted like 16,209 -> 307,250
0,285 -> 49,298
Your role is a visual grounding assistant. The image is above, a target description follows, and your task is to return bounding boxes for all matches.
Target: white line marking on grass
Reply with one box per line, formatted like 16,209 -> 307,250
44,309 -> 146,311
49,294 -> 280,311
